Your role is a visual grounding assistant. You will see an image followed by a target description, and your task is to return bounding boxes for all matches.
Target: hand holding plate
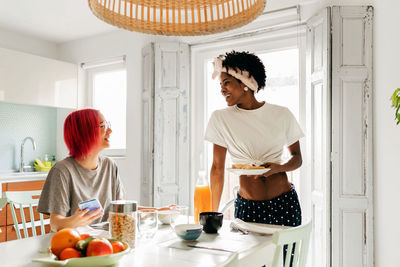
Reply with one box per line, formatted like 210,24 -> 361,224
259,162 -> 283,178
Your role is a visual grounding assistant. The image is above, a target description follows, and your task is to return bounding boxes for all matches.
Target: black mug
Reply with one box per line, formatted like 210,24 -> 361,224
199,212 -> 223,234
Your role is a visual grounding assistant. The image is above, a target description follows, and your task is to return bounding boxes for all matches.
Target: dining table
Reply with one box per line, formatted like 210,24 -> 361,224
0,220 -> 282,267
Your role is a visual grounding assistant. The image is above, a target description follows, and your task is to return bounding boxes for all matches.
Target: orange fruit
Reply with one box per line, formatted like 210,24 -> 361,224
86,238 -> 113,256
80,234 -> 91,240
51,228 -> 81,257
59,248 -> 81,260
111,241 -> 125,253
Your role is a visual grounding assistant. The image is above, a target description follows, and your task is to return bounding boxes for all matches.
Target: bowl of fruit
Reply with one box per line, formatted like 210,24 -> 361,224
32,228 -> 131,266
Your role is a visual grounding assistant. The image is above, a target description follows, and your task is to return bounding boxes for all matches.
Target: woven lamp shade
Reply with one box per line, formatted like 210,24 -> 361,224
88,0 -> 266,36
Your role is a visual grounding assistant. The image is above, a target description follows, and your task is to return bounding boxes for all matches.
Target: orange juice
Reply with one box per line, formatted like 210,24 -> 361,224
194,185 -> 212,224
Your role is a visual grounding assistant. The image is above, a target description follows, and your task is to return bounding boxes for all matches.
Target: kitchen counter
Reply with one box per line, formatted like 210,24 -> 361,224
0,172 -> 47,183
0,172 -> 48,194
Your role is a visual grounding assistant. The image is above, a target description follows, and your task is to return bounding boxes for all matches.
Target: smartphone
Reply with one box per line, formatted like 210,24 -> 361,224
78,198 -> 103,215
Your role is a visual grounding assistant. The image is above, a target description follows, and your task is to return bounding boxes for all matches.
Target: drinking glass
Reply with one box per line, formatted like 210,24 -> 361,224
137,209 -> 158,240
170,205 -> 189,228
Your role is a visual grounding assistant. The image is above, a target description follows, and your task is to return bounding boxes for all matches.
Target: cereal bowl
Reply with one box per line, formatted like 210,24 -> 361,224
174,224 -> 203,241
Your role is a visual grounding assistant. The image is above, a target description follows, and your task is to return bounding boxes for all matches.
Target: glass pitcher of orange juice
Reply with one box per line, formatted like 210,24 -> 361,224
194,171 -> 211,224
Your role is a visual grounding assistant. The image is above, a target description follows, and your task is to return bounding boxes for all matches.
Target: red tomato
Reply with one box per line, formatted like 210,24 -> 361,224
111,241 -> 125,253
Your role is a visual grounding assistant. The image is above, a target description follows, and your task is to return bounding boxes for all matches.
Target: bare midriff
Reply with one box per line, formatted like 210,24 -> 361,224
239,172 -> 292,201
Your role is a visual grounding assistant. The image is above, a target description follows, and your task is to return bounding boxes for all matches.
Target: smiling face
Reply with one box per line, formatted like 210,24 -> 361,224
98,113 -> 112,150
219,72 -> 247,106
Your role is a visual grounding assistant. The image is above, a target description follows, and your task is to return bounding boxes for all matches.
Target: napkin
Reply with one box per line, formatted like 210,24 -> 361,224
230,218 -> 289,235
75,225 -> 110,238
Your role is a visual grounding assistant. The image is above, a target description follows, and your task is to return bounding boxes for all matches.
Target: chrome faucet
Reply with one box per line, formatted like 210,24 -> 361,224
20,137 -> 37,172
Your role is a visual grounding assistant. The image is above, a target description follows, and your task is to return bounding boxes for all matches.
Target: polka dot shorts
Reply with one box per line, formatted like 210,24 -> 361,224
234,184 -> 302,227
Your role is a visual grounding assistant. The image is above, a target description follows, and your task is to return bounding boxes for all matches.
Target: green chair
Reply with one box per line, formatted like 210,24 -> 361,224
271,221 -> 312,267
4,190 -> 49,239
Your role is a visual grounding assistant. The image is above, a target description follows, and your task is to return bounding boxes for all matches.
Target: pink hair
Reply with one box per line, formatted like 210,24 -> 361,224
63,109 -> 101,159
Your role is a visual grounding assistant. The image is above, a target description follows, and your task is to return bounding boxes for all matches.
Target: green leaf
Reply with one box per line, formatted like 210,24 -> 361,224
391,88 -> 400,107
391,88 -> 400,124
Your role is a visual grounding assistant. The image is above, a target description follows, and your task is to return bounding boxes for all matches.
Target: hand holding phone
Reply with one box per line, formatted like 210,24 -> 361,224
78,198 -> 103,216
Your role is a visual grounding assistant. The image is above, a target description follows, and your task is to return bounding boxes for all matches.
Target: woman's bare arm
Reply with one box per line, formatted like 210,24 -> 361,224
50,208 -> 103,232
210,144 -> 227,212
261,141 -> 303,177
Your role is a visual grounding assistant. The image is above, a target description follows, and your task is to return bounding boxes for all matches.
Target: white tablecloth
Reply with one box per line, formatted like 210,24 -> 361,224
0,221 -> 280,267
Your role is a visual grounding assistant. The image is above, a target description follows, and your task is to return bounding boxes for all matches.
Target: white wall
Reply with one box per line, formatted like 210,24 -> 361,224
0,27 -> 57,59
0,24 -> 176,204
57,31 -> 178,203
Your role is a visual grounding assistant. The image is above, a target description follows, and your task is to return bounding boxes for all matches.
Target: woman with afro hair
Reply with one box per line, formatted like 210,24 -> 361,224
205,51 -> 304,228
38,109 -> 125,231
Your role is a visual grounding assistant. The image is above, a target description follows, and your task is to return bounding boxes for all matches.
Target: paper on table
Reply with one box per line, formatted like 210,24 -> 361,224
75,225 -> 110,238
160,233 -> 259,254
91,221 -> 109,231
163,238 -> 247,253
230,219 -> 290,235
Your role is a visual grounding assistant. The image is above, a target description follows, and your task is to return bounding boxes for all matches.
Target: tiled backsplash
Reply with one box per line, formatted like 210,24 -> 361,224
0,102 -> 57,170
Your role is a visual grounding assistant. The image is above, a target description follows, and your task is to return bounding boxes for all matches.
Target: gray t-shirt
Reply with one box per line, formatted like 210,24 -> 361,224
37,155 -> 124,224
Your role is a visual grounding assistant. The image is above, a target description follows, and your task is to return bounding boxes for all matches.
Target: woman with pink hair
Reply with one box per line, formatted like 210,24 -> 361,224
38,108 -> 124,231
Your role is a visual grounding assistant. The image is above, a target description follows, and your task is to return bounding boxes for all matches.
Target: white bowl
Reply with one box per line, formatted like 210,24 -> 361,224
158,210 -> 179,225
174,224 -> 203,240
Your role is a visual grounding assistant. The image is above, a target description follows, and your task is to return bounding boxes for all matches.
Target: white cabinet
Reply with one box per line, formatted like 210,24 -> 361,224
0,47 -> 77,108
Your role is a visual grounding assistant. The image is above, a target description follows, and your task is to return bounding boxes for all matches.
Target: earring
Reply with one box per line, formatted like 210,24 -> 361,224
244,86 -> 249,92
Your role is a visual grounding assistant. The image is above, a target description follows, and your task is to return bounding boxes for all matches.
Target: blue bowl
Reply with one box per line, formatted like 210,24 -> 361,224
174,224 -> 203,241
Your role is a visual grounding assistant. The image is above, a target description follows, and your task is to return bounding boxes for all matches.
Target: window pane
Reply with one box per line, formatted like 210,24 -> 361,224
93,69 -> 127,150
257,49 -> 300,188
257,49 -> 299,120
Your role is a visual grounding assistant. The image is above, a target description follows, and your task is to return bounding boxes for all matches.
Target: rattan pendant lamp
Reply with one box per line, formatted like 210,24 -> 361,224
88,0 -> 266,36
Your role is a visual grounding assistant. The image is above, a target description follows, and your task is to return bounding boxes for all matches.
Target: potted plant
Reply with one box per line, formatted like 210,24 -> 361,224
391,88 -> 400,125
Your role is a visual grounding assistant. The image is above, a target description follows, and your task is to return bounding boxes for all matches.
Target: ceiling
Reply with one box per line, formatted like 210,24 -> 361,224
0,0 -> 117,44
0,0 -> 317,44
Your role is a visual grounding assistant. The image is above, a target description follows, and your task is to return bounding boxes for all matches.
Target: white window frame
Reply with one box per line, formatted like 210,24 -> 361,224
85,59 -> 127,157
190,26 -> 309,219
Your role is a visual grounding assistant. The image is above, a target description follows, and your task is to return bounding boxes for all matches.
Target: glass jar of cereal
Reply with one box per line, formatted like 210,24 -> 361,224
109,200 -> 137,247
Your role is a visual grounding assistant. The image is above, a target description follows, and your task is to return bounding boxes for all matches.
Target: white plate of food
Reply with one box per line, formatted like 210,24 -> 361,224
227,165 -> 270,176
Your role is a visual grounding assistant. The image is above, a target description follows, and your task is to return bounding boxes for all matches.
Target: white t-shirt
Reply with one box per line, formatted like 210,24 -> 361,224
205,102 -> 304,165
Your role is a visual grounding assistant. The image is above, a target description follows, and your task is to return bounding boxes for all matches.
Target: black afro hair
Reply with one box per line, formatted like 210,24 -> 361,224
221,50 -> 266,92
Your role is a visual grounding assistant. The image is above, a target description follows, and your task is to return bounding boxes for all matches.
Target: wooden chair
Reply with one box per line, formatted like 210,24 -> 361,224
0,197 -> 7,238
4,190 -> 49,239
271,221 -> 312,267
